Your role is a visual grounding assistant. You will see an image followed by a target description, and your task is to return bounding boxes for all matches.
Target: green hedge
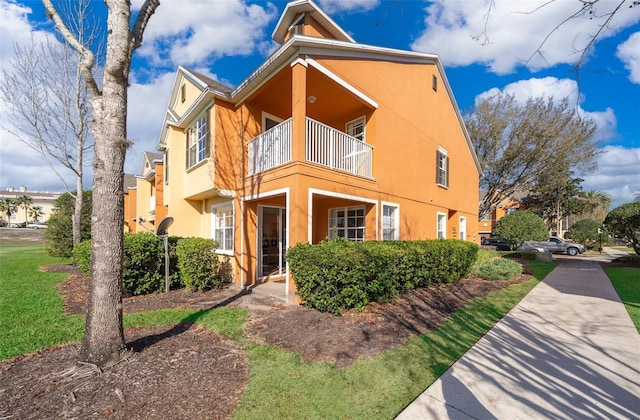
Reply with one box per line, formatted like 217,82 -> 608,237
287,238 -> 479,314
72,234 -> 225,295
176,237 -> 227,291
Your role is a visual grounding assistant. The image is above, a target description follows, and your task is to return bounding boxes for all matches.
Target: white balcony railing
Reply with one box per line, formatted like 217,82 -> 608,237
306,117 -> 373,178
247,118 -> 292,175
247,117 -> 373,178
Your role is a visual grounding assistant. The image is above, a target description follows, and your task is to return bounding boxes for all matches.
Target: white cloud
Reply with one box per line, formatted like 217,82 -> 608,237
317,0 -> 379,14
616,31 -> 640,84
136,0 -> 278,68
125,72 -> 178,176
475,77 -> 618,143
411,0 -> 640,74
582,145 -> 640,208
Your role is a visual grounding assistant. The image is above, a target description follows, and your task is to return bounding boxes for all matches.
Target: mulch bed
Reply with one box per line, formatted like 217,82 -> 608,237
1,263 -> 532,419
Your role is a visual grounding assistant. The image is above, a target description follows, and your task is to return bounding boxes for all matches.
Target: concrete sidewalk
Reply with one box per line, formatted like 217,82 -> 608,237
397,259 -> 640,419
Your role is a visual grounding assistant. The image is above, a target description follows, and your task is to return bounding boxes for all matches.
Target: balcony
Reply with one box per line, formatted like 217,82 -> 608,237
247,117 -> 373,178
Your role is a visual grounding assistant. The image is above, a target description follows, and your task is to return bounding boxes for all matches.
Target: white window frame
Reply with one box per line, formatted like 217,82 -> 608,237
437,212 -> 447,239
382,202 -> 399,241
262,111 -> 283,132
436,147 -> 449,188
459,216 -> 467,240
186,111 -> 209,169
346,116 -> 366,142
329,206 -> 366,241
211,201 -> 234,255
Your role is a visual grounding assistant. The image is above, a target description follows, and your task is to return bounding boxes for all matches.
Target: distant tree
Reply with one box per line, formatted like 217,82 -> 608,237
45,191 -> 92,258
15,195 -> 33,225
43,0 -> 160,366
466,93 -> 600,215
634,192 -> 640,202
0,0 -> 96,249
521,173 -> 588,235
492,210 -> 548,249
580,190 -> 612,222
0,199 -> 18,223
604,202 -> 640,255
566,219 -> 604,250
28,205 -> 45,223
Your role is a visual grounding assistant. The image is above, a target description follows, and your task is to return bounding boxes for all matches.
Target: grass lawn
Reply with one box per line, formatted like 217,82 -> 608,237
0,243 -> 553,418
604,266 -> 640,333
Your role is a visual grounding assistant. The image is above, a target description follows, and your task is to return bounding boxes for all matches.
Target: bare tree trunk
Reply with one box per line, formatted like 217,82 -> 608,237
43,0 -> 160,367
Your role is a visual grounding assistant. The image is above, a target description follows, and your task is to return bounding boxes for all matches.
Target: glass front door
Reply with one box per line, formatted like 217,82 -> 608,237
258,206 -> 287,278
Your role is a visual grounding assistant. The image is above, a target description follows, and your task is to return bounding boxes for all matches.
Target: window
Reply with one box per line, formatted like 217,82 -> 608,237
346,116 -> 366,142
436,148 -> 449,188
212,202 -> 234,253
329,206 -> 365,241
437,212 -> 446,239
186,112 -> 209,169
432,74 -> 438,91
382,203 -> 399,240
459,216 -> 466,240
164,152 -> 170,183
180,84 -> 186,103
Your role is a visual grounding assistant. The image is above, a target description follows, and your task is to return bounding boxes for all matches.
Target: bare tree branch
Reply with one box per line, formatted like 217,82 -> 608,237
42,0 -> 100,98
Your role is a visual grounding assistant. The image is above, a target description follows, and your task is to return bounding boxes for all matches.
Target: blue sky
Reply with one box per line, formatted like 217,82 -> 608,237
1,0 -> 639,208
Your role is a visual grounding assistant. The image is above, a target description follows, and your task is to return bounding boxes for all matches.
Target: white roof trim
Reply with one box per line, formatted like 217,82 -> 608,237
272,0 -> 355,44
305,56 -> 378,109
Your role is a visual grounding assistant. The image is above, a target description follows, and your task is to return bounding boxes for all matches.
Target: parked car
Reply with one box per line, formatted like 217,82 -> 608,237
481,237 -> 511,251
518,236 -> 585,256
26,222 -> 48,229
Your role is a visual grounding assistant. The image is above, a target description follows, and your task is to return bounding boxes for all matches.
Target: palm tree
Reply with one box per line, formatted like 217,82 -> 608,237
28,205 -> 45,223
634,192 -> 640,202
15,195 -> 33,225
0,199 -> 18,224
582,190 -> 612,222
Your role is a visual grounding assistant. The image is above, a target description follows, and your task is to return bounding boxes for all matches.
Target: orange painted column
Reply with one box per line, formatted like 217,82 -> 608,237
288,58 -> 309,301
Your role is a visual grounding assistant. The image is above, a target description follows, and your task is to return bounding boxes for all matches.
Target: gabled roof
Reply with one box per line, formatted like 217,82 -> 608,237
139,151 -> 163,180
272,0 -> 355,44
156,1 -> 482,174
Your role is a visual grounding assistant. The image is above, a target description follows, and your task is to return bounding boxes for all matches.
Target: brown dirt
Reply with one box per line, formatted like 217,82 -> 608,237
1,263 -> 532,419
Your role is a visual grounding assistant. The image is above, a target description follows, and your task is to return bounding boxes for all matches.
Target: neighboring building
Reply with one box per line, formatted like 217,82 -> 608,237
123,174 -> 138,233
123,152 -> 168,234
478,191 -> 525,239
133,0 -> 481,302
0,186 -> 62,225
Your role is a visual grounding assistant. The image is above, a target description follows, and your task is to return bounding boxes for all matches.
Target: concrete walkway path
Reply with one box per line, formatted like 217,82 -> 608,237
397,258 -> 640,419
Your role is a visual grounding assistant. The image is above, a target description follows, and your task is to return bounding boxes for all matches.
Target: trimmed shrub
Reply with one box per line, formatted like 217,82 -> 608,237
566,219 -> 605,250
73,233 -> 182,295
287,238 -> 479,314
492,211 -> 548,249
73,239 -> 91,275
176,237 -> 225,291
477,258 -> 523,280
123,233 -> 164,295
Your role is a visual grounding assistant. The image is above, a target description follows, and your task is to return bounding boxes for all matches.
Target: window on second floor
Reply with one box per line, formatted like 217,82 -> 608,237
164,149 -> 169,185
346,116 -> 366,142
186,112 -> 209,169
436,148 -> 449,188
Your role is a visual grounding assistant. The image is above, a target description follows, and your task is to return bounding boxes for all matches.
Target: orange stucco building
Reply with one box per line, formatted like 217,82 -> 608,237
123,152 -> 168,234
133,0 -> 481,302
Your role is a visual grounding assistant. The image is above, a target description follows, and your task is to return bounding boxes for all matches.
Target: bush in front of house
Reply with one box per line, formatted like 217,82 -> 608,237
176,237 -> 225,291
73,233 -> 182,295
477,258 -> 523,280
287,238 -> 479,314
